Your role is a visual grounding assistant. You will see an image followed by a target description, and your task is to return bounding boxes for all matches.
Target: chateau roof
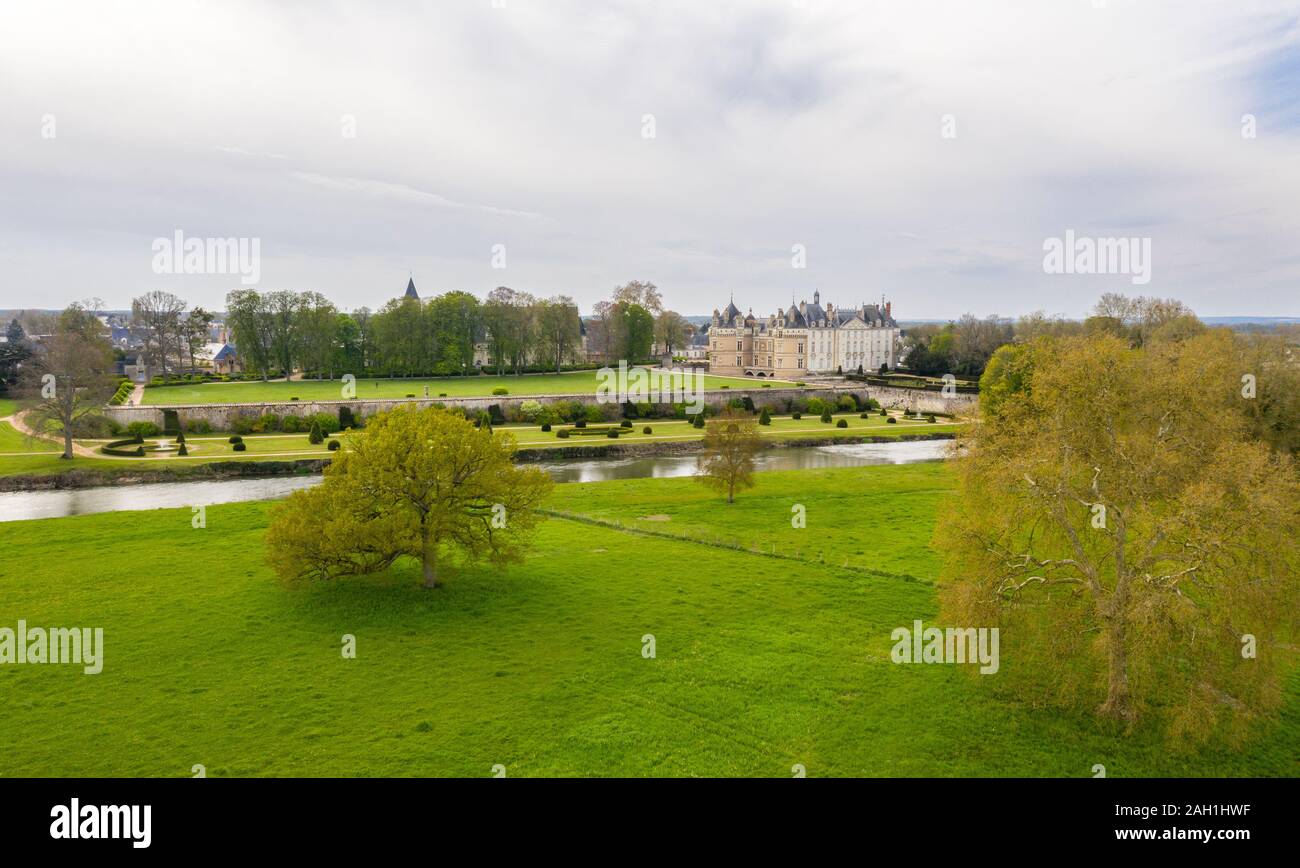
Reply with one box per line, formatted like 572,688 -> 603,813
722,299 -> 741,320
404,277 -> 419,300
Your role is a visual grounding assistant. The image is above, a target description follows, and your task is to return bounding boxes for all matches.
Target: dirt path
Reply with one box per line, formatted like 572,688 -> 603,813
4,411 -> 98,458
128,382 -> 145,406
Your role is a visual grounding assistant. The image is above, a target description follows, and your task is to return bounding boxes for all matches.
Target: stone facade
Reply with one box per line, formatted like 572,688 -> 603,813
708,291 -> 901,377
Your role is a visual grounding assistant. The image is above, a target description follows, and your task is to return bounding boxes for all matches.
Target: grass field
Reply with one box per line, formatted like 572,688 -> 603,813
141,369 -> 801,405
1,464 -> 1294,777
0,412 -> 961,477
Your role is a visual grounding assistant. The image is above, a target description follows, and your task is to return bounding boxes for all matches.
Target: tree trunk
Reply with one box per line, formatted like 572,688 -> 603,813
1098,616 -> 1131,720
422,548 -> 439,589
61,427 -> 73,460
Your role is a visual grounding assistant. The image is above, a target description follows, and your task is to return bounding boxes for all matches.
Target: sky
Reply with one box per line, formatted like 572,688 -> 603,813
1,0 -> 1299,319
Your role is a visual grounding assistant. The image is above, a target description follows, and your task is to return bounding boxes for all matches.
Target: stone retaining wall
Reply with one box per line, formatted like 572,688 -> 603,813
104,384 -> 976,430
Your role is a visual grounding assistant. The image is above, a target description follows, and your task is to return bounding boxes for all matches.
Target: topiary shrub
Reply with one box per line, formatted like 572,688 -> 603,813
309,420 -> 324,444
860,412 -> 869,418
820,410 -> 832,423
228,435 -> 243,444
886,416 -> 897,424
606,429 -> 620,438
541,422 -> 552,432
692,414 -> 705,429
620,419 -> 633,428
836,418 -> 848,428
575,419 -> 587,429
177,443 -> 189,456
406,393 -> 416,398
233,441 -> 247,451
327,439 -> 341,451
792,412 -> 802,420
927,414 -> 937,423
879,409 -> 888,417
492,387 -> 509,395
557,428 -> 570,439
758,407 -> 771,425
642,426 -> 653,435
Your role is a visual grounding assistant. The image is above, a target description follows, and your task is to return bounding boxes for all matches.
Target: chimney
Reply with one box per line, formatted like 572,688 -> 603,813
885,301 -> 892,318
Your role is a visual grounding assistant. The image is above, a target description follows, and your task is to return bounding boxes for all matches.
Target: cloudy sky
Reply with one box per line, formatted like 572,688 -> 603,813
2,0 -> 1298,318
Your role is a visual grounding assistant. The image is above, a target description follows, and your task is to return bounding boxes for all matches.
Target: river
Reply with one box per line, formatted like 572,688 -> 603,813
0,439 -> 952,522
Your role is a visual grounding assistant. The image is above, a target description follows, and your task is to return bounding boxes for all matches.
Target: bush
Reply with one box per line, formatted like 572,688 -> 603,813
879,409 -> 888,417
282,415 -> 303,433
327,439 -> 341,451
838,394 -> 857,411
439,393 -> 447,398
759,407 -> 772,425
519,399 -> 543,421
886,416 -> 897,424
339,406 -> 355,429
177,443 -> 188,456
309,420 -> 324,444
692,414 -> 705,429
126,421 -> 160,439
541,422 -> 552,432
836,418 -> 848,428
860,412 -> 869,418
557,428 -> 570,439
820,410 -> 832,423
642,426 -> 653,435
229,435 -> 243,444
792,412 -> 802,420
233,441 -> 247,451
492,387 -> 509,396
406,393 -> 416,398
606,429 -> 620,438
620,419 -> 633,428
574,418 -> 587,429
290,396 -> 299,402
186,418 -> 213,435
927,414 -> 937,423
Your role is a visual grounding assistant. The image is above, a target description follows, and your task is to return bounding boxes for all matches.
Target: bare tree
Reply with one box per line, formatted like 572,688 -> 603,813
22,305 -> 116,459
132,290 -> 187,379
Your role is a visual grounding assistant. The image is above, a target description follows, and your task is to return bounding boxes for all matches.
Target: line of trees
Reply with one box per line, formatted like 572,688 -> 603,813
900,294 -> 1210,378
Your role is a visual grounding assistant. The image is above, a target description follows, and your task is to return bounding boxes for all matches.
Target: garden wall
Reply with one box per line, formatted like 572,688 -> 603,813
104,384 -> 975,430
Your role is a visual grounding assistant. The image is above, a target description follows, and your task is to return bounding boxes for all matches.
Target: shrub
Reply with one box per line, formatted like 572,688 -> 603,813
231,415 -> 256,435
836,418 -> 848,428
860,412 -> 869,418
927,414 -> 937,423
720,385 -> 730,389
309,420 -> 324,444
692,414 -> 705,429
186,419 -> 213,434
879,409 -> 888,417
519,399 -> 543,421
126,421 -> 160,439
282,415 -> 303,433
233,441 -> 247,451
792,412 -> 802,420
492,387 -> 509,396
339,406 -> 355,429
820,410 -> 832,423
574,418 -> 587,428
177,443 -> 189,456
583,404 -> 606,423
838,394 -> 857,411
228,435 -> 243,444
759,408 -> 771,425
620,419 -> 633,428
642,426 -> 653,435
406,393 -> 416,398
886,416 -> 897,424
290,396 -> 299,402
557,428 -> 570,439
327,439 -> 341,451
606,429 -> 620,438
541,422 -> 552,432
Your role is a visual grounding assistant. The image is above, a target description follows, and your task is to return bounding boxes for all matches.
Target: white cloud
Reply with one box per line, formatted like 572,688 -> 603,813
1,0 -> 1298,317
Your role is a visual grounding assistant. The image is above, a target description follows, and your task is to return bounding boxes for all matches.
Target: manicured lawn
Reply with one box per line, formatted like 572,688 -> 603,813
0,464 -> 1294,776
141,370 -> 801,405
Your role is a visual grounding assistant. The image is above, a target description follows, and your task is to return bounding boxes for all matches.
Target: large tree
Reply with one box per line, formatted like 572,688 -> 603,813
225,289 -> 276,379
266,405 -> 554,589
131,290 -> 186,379
536,295 -> 580,373
22,304 -> 116,459
696,409 -> 763,504
938,330 -> 1299,742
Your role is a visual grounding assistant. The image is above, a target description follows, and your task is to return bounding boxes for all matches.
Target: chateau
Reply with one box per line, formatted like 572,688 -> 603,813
708,292 -> 900,377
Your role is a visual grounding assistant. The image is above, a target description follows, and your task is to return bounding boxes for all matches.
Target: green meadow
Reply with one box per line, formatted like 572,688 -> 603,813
1,464 -> 1294,777
140,369 -> 799,405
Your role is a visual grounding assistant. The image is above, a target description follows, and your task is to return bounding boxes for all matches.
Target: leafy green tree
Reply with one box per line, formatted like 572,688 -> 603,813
619,301 -> 654,362
938,330 -> 1299,740
696,409 -> 763,504
266,405 -> 554,588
